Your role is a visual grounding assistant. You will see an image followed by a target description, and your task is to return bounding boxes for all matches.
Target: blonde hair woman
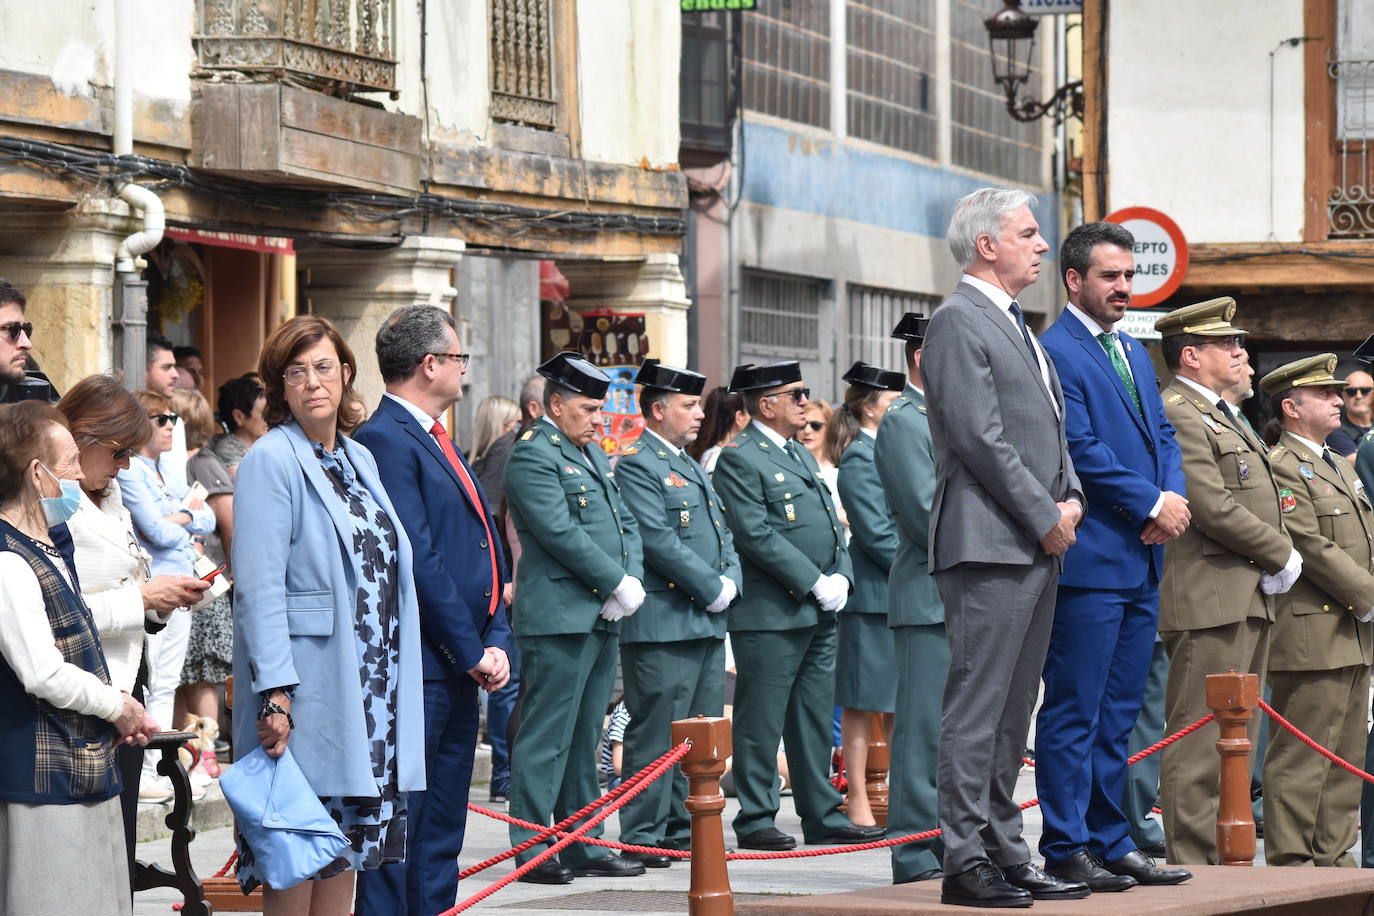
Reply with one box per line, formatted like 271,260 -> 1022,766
471,395 -> 520,466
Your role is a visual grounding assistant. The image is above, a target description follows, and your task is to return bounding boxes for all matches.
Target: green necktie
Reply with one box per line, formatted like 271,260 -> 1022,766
1098,332 -> 1143,416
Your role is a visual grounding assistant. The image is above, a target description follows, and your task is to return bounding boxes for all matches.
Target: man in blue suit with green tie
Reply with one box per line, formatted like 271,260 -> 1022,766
1036,222 -> 1193,890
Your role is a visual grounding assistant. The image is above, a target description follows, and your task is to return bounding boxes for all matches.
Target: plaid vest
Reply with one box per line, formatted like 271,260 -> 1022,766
0,518 -> 121,804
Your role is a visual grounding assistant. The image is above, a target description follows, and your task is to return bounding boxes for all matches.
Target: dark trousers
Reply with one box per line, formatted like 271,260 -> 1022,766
487,635 -> 521,794
355,676 -> 480,915
1036,581 -> 1158,866
888,623 -> 950,882
1122,636 -> 1167,849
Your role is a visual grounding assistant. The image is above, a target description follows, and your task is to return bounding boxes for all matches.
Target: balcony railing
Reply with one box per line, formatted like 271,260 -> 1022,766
195,0 -> 397,95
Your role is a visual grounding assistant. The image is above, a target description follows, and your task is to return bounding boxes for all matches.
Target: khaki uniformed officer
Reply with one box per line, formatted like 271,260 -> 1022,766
613,359 -> 742,865
502,352 -> 646,883
1259,354 -> 1374,867
712,361 -> 878,851
1154,298 -> 1298,865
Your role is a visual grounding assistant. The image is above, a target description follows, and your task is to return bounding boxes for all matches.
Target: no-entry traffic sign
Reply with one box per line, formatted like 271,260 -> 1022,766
1104,206 -> 1189,308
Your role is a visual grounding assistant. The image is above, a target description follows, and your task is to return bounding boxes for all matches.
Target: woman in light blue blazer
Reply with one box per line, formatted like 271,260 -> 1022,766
231,315 -> 423,913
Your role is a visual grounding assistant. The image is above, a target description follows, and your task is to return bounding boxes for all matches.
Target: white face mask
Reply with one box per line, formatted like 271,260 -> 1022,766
38,463 -> 82,527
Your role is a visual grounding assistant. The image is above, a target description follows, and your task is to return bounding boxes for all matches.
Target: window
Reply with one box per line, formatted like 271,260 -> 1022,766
847,284 -> 937,371
950,0 -> 1044,184
1329,0 -> 1374,236
846,0 -> 936,157
741,270 -> 824,358
490,0 -> 556,130
742,0 -> 832,129
681,12 -> 734,155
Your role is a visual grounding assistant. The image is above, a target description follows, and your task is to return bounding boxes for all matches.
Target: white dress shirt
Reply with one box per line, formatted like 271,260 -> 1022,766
962,273 -> 1057,415
750,418 -> 792,451
640,426 -> 683,457
385,392 -> 445,446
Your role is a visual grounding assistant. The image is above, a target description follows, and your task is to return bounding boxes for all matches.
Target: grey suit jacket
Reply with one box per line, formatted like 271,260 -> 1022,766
922,281 -> 1083,573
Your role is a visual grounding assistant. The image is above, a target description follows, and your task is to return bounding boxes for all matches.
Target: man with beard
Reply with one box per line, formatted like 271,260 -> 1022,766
1035,222 -> 1193,889
0,279 -> 32,391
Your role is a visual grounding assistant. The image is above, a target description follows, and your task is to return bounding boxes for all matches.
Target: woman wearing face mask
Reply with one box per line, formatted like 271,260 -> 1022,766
0,401 -> 159,916
116,391 -> 216,802
58,375 -> 207,864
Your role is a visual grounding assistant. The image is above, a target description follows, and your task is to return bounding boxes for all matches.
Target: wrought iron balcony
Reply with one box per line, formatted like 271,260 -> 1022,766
195,0 -> 397,95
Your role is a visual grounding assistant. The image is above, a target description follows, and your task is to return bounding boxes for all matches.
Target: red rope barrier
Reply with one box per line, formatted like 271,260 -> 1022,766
1259,698 -> 1374,784
212,849 -> 238,878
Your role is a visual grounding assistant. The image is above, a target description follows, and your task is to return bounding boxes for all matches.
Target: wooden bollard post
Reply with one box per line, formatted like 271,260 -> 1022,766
672,716 -> 734,916
1205,670 -> 1259,866
865,711 -> 890,827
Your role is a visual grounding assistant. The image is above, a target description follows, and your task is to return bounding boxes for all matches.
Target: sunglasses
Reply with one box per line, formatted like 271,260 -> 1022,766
0,321 -> 32,342
1345,387 -> 1373,397
148,413 -> 178,428
804,420 -> 825,432
768,387 -> 811,403
95,439 -> 135,461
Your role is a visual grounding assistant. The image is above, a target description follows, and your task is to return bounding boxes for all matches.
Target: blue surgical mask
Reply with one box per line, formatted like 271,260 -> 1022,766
39,464 -> 83,526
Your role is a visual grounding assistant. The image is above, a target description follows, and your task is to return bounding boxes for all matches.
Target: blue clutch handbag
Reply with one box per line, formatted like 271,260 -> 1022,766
220,745 -> 349,891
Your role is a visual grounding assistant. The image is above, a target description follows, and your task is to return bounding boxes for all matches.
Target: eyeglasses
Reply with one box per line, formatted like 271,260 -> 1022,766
0,321 -> 32,342
1197,335 -> 1245,351
95,439 -> 135,461
767,387 -> 811,403
804,420 -> 825,432
283,359 -> 339,387
430,352 -> 470,370
1345,387 -> 1372,397
148,413 -> 177,428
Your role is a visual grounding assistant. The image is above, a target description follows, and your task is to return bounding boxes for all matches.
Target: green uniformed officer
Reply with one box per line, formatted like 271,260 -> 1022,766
832,360 -> 904,827
1258,354 -> 1374,867
503,351 -> 647,883
873,312 -> 950,884
712,361 -> 880,851
613,359 -> 742,865
1154,298 -> 1296,865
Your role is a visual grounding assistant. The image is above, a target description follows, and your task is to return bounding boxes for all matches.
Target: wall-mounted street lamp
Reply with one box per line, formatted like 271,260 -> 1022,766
983,0 -> 1083,124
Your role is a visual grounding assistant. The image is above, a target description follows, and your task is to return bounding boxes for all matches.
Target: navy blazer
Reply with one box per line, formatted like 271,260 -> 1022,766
1041,311 -> 1186,590
354,396 -> 511,681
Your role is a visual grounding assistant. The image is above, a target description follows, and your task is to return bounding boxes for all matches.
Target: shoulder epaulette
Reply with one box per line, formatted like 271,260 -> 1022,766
1165,393 -> 1184,405
519,429 -> 535,441
1269,445 -> 1288,461
622,445 -> 638,455
917,405 -> 928,414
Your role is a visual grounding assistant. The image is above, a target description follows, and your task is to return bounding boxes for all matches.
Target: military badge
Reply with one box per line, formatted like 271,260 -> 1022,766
680,510 -> 691,528
774,472 -> 786,482
550,434 -> 561,443
1238,459 -> 1249,480
1323,484 -> 1334,495
667,472 -> 688,488
785,503 -> 796,522
564,464 -> 583,476
1300,465 -> 1315,480
1278,487 -> 1296,513
1204,417 -> 1224,434
577,495 -> 589,509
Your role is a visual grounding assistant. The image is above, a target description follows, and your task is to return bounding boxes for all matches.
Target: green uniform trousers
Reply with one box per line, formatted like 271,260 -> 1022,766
888,623 -> 949,881
1123,635 -> 1168,850
730,619 -> 850,841
508,630 -> 618,867
1160,618 -> 1269,865
618,637 -> 726,846
1263,664 -> 1369,867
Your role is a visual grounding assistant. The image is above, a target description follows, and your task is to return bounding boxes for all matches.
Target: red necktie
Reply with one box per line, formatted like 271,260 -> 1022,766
431,420 -> 500,618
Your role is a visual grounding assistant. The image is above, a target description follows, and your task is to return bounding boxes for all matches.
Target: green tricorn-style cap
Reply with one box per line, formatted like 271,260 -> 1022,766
728,361 -> 803,393
891,312 -> 930,342
634,358 -> 707,396
841,360 -> 905,392
1153,297 -> 1248,338
1259,353 -> 1342,398
537,351 -> 611,400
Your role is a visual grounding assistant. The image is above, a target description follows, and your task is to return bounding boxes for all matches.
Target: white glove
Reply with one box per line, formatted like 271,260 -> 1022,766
599,594 -> 628,621
810,573 -> 849,613
705,576 -> 738,614
1259,549 -> 1302,596
613,575 -> 646,615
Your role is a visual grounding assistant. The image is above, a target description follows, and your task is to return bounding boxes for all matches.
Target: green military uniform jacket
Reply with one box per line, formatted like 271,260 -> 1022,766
713,423 -> 852,632
873,385 -> 944,628
837,431 -> 896,616
503,419 -> 643,637
1267,431 -> 1374,671
1159,377 -> 1292,632
615,429 -> 742,644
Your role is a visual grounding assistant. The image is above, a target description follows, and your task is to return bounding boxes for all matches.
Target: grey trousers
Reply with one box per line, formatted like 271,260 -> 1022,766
935,557 -> 1059,875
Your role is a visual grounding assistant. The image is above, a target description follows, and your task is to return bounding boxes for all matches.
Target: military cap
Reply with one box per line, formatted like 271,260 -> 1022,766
1153,297 -> 1248,338
1354,334 -> 1374,366
841,360 -> 904,392
891,312 -> 930,342
1259,353 -> 1342,398
634,358 -> 706,396
728,360 -> 803,393
537,351 -> 611,400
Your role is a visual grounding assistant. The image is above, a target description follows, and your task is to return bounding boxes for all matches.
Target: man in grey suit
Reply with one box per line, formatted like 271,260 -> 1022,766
923,187 -> 1087,908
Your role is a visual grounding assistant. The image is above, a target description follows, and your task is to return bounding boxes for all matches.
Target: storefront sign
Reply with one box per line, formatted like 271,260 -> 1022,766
1104,206 -> 1189,308
1117,308 -> 1167,341
1021,0 -> 1084,14
681,0 -> 756,10
164,228 -> 295,254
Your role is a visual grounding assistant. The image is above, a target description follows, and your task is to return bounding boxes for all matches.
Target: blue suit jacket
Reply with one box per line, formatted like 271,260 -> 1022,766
231,422 -> 425,797
353,396 -> 511,681
1040,312 -> 1185,590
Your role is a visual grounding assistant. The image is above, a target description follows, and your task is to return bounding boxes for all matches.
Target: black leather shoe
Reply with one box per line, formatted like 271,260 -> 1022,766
517,861 -> 574,884
737,827 -> 797,850
941,861 -> 1033,908
812,823 -> 886,844
895,867 -> 944,884
619,849 -> 673,868
1047,850 -> 1137,892
568,853 -> 647,877
1102,849 -> 1191,885
1137,839 -> 1167,858
1002,861 -> 1091,900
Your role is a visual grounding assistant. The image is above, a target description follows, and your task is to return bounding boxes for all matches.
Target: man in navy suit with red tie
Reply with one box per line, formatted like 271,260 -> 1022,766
354,305 -> 512,915
1035,223 -> 1193,890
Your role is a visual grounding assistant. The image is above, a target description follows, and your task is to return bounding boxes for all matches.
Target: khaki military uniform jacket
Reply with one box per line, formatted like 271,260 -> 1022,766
1267,431 -> 1374,671
1159,377 -> 1292,632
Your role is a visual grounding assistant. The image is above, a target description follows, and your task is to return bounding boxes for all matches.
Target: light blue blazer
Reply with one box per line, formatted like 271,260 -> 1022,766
231,421 -> 425,797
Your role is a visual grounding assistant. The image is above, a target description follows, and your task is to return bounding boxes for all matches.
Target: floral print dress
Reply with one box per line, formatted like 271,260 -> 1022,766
236,442 -> 407,892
